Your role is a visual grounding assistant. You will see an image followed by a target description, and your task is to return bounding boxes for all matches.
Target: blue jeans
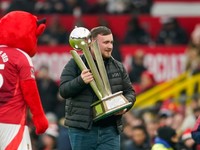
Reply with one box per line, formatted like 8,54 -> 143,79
68,125 -> 120,150
57,126 -> 72,150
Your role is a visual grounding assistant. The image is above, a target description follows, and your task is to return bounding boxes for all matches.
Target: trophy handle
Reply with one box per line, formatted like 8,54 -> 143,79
70,50 -> 102,100
69,26 -> 109,97
91,41 -> 112,95
80,43 -> 109,97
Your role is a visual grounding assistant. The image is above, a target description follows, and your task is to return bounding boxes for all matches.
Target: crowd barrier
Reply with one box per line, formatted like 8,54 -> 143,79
134,72 -> 200,108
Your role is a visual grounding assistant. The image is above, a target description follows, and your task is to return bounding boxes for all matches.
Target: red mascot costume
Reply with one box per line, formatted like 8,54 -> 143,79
0,11 -> 48,150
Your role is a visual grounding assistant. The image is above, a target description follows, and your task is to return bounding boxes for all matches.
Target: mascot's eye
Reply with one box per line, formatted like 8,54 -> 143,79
37,18 -> 46,27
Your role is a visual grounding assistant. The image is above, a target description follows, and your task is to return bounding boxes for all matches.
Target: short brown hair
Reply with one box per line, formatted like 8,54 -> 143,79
90,26 -> 112,39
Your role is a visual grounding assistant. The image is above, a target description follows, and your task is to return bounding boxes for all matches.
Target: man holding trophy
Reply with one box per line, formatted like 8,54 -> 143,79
59,26 -> 136,150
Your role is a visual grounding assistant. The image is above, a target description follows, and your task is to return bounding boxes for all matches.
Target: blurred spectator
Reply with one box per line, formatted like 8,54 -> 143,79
54,93 -> 66,120
141,110 -> 156,127
121,119 -> 135,150
63,0 -> 81,14
110,36 -> 123,62
191,106 -> 200,140
128,49 -> 147,84
87,0 -> 109,14
127,0 -> 153,14
63,0 -> 88,14
72,16 -> 85,29
193,107 -> 200,120
34,0 -> 66,14
57,118 -> 72,150
178,128 -> 198,150
185,25 -> 200,94
158,99 -> 179,127
34,0 -> 87,14
185,42 -> 200,75
36,65 -> 59,115
159,99 -> 180,116
191,24 -> 200,48
152,126 -> 179,150
6,0 -> 36,13
97,15 -> 109,27
156,17 -> 188,45
123,125 -> 151,150
96,16 -> 123,62
122,110 -> 138,126
172,112 -> 184,133
134,70 -> 156,94
122,110 -> 146,132
38,112 -> 59,150
180,95 -> 200,134
107,0 -> 130,14
191,111 -> 200,145
145,119 -> 159,146
121,111 -> 146,150
124,16 -> 151,45
138,71 -> 156,93
0,0 -> 11,14
86,0 -> 97,5
38,15 -> 68,45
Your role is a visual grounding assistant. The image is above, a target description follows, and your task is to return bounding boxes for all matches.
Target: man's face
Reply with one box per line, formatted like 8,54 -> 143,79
94,34 -> 113,59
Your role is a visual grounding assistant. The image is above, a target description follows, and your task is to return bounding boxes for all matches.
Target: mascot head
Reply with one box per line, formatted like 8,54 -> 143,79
0,11 -> 46,57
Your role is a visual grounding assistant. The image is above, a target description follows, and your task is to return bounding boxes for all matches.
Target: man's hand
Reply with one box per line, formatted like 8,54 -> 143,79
115,108 -> 127,115
81,69 -> 93,84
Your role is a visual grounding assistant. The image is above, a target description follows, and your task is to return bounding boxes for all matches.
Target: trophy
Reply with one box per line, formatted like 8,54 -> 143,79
69,27 -> 132,121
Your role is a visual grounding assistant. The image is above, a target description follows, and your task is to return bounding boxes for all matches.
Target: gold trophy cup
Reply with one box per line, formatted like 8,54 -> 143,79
69,27 -> 132,121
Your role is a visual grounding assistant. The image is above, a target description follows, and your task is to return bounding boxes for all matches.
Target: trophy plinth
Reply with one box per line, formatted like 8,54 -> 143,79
91,91 -> 132,122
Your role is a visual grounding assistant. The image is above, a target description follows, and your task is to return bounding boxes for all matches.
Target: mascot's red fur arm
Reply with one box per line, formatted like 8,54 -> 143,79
20,79 -> 48,134
0,11 -> 48,134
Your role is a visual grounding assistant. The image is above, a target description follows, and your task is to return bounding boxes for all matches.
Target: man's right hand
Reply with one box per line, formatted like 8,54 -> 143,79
81,69 -> 94,84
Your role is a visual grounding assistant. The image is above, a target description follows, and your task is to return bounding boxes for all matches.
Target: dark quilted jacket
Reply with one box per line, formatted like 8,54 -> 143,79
59,55 -> 136,130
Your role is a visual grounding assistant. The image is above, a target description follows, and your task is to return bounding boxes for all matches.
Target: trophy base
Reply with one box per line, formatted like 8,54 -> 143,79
91,91 -> 132,122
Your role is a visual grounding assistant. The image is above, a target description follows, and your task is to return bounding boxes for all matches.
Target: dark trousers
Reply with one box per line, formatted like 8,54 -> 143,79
68,125 -> 120,150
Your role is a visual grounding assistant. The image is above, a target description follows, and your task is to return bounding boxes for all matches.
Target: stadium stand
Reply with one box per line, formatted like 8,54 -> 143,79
1,1 -> 200,150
